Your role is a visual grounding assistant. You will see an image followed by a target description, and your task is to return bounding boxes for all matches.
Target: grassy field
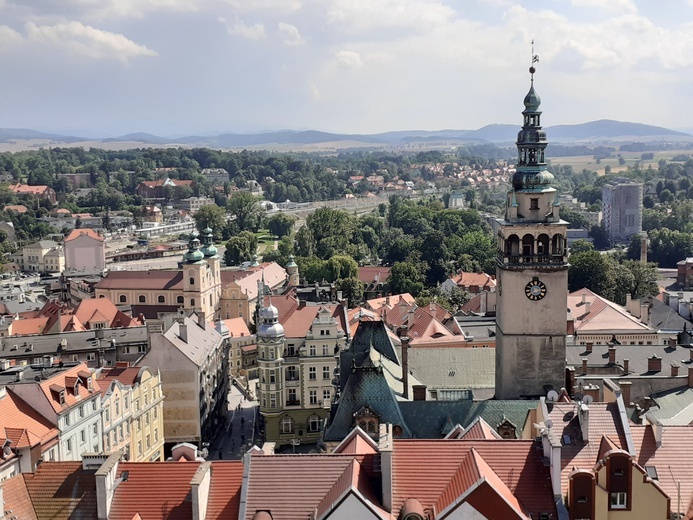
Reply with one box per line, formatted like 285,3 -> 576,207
549,149 -> 691,176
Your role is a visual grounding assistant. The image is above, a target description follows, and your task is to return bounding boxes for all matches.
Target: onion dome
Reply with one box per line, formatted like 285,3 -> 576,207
258,303 -> 284,338
523,83 -> 541,112
183,233 -> 204,263
286,254 -> 297,268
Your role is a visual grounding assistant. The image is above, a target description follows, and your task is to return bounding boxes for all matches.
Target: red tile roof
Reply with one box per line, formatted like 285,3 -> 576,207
207,461 -> 244,520
1,474 -> 38,520
97,366 -> 145,392
23,461 -> 97,519
109,461 -> 201,520
65,228 -> 104,242
34,363 -> 101,414
358,266 -> 391,284
366,293 -> 415,311
568,288 -> 651,332
95,270 -> 183,290
391,439 -> 556,519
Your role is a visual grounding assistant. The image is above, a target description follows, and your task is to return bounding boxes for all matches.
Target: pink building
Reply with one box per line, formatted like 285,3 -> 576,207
64,228 -> 106,272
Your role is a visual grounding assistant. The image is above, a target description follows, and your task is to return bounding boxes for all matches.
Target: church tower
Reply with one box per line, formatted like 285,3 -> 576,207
257,300 -> 285,438
494,61 -> 569,399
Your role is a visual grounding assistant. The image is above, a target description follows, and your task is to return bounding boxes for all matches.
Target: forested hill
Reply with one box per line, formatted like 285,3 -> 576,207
0,120 -> 690,148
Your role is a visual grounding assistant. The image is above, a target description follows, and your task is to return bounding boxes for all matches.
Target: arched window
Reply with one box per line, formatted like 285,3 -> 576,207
522,234 -> 534,258
537,233 -> 550,257
281,416 -> 294,434
505,234 -> 520,257
138,295 -> 146,303
119,295 -> 126,303
308,415 -> 321,433
158,295 -> 165,303
189,277 -> 195,285
177,296 -> 184,304
190,299 -> 195,307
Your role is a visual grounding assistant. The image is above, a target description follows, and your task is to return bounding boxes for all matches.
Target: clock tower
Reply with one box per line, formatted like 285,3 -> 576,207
495,62 -> 569,399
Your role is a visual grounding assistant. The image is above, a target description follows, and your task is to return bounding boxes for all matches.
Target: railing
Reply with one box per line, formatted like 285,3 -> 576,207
285,399 -> 301,407
500,253 -> 567,265
285,378 -> 300,387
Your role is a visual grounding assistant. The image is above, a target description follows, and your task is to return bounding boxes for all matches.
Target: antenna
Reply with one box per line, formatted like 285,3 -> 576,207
545,419 -> 553,429
583,395 -> 594,405
546,389 -> 559,403
529,39 -> 539,80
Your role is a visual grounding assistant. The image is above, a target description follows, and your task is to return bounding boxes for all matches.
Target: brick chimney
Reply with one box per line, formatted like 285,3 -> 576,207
586,342 -> 593,353
671,363 -> 679,377
583,384 -> 600,403
412,385 -> 427,401
648,355 -> 662,373
623,359 -> 629,374
669,336 -> 677,349
608,347 -> 616,365
581,358 -> 588,375
688,366 -> 693,388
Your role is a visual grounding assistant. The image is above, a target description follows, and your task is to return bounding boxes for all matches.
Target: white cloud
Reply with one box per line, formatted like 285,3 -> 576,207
0,25 -> 22,47
25,21 -> 157,62
225,0 -> 302,11
309,82 -> 321,100
335,50 -> 363,68
218,17 -> 266,40
327,0 -> 454,32
571,0 -> 637,15
62,0 -> 203,19
278,22 -> 305,46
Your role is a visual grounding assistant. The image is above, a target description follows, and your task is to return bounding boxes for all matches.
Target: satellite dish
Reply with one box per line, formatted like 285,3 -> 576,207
583,395 -> 594,405
546,390 -> 559,402
545,419 -> 553,429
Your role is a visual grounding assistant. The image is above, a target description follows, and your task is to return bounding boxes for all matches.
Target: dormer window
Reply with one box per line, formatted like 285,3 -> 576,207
59,390 -> 66,404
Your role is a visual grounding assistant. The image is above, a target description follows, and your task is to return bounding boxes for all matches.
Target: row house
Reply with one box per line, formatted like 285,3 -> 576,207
97,363 -> 165,462
3,362 -> 103,462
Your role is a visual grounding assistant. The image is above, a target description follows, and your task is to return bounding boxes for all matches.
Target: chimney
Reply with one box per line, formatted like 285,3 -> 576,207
690,349 -> 693,362
689,366 -> 693,388
412,385 -> 427,401
640,235 -> 648,263
623,359 -> 629,374
620,381 -> 632,406
378,424 -> 393,511
581,292 -> 586,304
648,355 -> 661,373
578,402 -> 590,444
584,301 -> 591,315
191,461 -> 212,520
581,358 -> 588,375
583,383 -> 600,403
643,397 -> 652,410
640,303 -> 650,325
401,334 -> 410,400
586,342 -> 593,353
608,347 -> 616,365
671,363 -> 679,377
179,322 -> 188,343
654,421 -> 663,448
95,452 -> 122,520
197,311 -> 207,329
669,336 -> 677,349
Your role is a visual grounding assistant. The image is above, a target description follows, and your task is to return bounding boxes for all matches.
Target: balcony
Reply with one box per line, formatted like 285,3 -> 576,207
286,378 -> 300,387
498,252 -> 566,266
285,399 -> 301,407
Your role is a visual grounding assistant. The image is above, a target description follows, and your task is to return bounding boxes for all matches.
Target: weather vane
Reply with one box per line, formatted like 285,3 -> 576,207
530,39 -> 539,81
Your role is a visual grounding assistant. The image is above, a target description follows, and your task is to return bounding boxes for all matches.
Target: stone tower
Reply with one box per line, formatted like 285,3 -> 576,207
286,254 -> 299,287
494,63 -> 569,399
257,300 -> 285,424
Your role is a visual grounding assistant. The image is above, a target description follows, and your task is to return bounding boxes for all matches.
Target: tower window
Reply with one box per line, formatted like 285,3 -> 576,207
177,296 -> 184,304
530,198 -> 539,210
189,277 -> 195,285
119,295 -> 126,303
158,295 -> 165,303
138,295 -> 146,303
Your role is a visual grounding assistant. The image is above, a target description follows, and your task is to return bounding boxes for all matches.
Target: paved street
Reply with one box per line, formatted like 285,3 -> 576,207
208,383 -> 260,460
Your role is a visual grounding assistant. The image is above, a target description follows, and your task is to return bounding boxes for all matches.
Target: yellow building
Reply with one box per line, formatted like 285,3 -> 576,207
97,364 -> 165,462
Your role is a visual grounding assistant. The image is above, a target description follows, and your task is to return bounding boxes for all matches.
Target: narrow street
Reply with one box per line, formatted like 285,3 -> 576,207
209,383 -> 260,460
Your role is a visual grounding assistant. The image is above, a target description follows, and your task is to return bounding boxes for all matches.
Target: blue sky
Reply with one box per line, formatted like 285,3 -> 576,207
1,0 -> 693,136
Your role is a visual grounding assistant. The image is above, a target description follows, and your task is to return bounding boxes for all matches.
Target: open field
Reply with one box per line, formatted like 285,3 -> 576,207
549,149 -> 691,175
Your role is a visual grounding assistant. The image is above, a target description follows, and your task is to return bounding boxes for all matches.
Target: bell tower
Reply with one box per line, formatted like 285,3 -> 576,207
495,56 -> 569,399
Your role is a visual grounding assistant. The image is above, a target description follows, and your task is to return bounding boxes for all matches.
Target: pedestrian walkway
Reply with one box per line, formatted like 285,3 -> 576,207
209,382 -> 259,460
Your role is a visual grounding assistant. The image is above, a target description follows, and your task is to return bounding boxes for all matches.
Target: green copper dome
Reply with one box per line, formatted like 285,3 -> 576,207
523,84 -> 541,112
183,233 -> 204,263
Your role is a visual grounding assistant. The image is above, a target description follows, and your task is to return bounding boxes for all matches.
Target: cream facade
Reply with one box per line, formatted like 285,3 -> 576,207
101,380 -> 132,458
129,367 -> 165,462
14,240 -> 64,273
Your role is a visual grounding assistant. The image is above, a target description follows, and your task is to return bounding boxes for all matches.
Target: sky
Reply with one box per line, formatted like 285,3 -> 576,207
1,0 -> 693,137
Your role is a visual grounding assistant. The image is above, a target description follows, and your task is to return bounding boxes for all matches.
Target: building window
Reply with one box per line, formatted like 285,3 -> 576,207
138,440 -> 142,456
281,416 -> 294,434
119,295 -> 127,303
287,388 -> 298,405
308,414 -> 321,432
322,345 -> 329,356
269,371 -> 276,384
177,296 -> 184,304
323,366 -> 330,380
189,277 -> 195,285
270,395 -> 276,408
610,492 -> 627,509
79,405 -> 84,418
93,424 -> 98,435
530,198 -> 539,210
80,430 -> 86,443
158,295 -> 165,303
309,390 -> 317,405
154,428 -> 158,442
138,295 -> 146,303
310,345 -> 316,356
86,352 -> 96,361
67,438 -> 72,452
191,299 -> 195,306
146,435 -> 151,449
70,354 -> 79,362
124,396 -> 129,409
104,407 -> 110,422
323,389 -> 331,402
309,367 -> 316,380
286,366 -> 297,381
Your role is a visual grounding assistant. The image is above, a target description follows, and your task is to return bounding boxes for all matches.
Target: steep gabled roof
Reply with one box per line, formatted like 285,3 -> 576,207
207,461 -> 244,520
0,473 -> 38,520
569,288 -> 652,332
65,228 -> 104,242
23,462 -> 97,519
456,416 -> 504,440
0,390 -> 59,449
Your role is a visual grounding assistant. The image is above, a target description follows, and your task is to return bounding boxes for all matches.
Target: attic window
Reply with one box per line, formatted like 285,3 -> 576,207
645,466 -> 658,480
59,390 -> 66,404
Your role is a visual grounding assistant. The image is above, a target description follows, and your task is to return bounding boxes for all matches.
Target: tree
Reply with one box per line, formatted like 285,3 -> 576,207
224,235 -> 253,266
623,260 -> 659,299
227,192 -> 263,232
570,239 -> 594,255
267,213 -> 296,238
589,223 -> 610,250
336,277 -> 364,305
389,259 -> 428,296
325,255 -> 358,282
193,204 -> 227,240
238,230 -> 258,256
416,286 -> 470,313
568,251 -> 616,299
296,256 -> 326,284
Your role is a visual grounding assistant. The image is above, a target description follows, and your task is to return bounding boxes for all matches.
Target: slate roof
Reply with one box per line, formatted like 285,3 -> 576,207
648,386 -> 693,425
163,316 -> 222,367
23,462 -> 97,519
407,347 -> 495,389
648,296 -> 693,332
567,342 -> 693,375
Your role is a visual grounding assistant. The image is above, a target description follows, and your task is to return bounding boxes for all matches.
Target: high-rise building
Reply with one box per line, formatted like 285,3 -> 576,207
494,65 -> 569,399
602,179 -> 643,245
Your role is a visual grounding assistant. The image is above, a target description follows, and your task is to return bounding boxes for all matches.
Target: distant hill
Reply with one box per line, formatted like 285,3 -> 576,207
0,120 -> 690,150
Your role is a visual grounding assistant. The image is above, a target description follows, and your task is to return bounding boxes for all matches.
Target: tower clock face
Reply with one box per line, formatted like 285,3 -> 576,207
525,279 -> 547,301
